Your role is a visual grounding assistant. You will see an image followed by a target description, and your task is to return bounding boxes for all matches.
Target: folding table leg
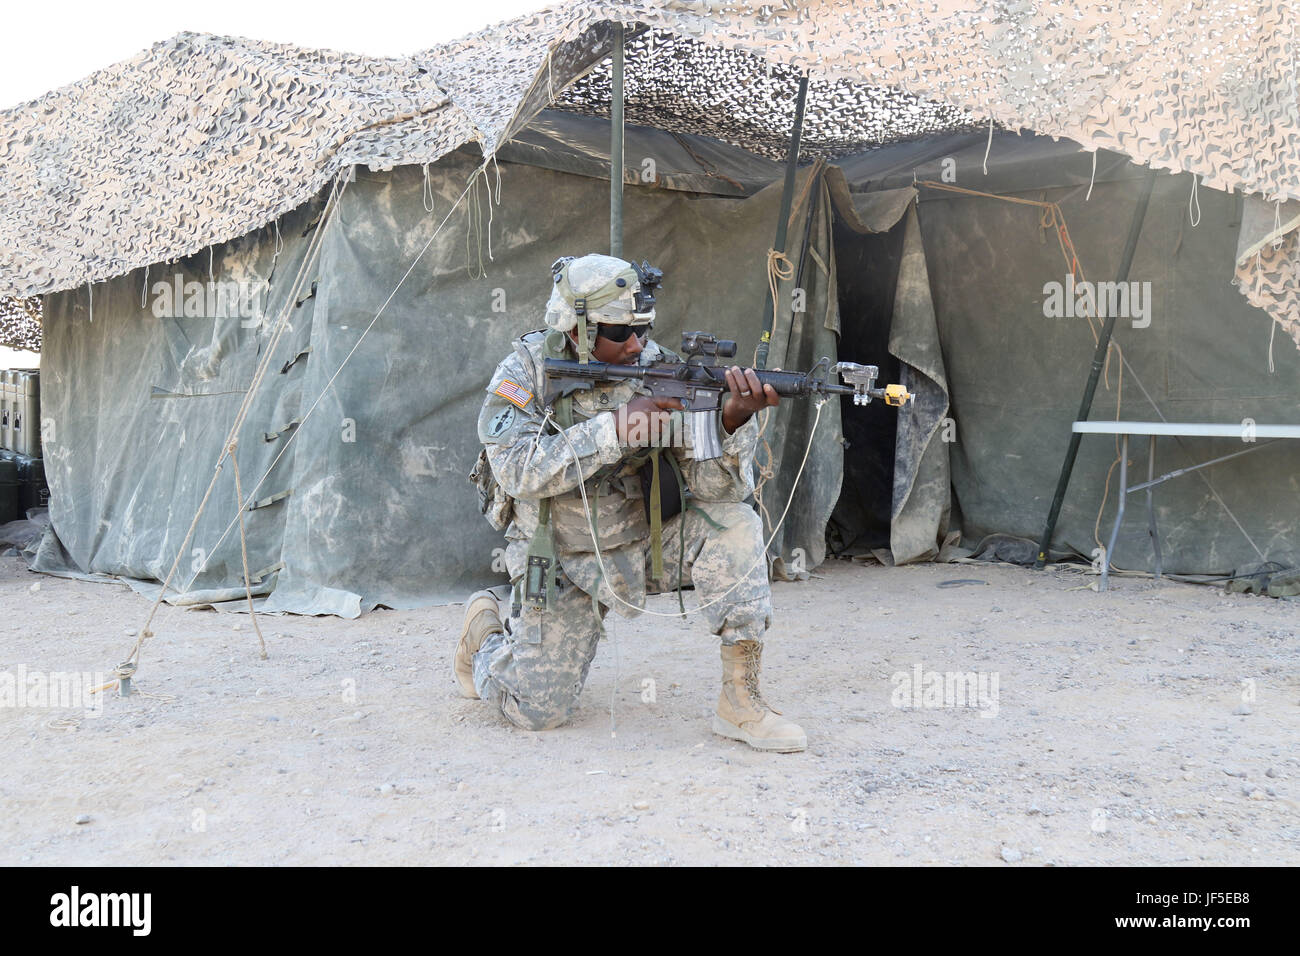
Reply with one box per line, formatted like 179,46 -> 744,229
1103,434 -> 1129,592
1146,435 -> 1163,579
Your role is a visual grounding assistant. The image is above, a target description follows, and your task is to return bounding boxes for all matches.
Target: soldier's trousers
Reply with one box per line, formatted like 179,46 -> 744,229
472,500 -> 771,731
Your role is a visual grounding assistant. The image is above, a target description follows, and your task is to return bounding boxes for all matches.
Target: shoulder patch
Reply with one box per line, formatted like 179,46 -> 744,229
486,405 -> 516,438
494,378 -> 533,409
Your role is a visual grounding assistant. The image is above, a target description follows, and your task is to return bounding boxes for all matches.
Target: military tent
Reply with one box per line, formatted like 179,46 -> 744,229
1,1 -> 1298,615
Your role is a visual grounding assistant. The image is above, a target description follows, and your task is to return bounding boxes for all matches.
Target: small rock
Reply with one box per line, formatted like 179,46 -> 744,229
232,624 -> 243,631
1232,705 -> 1251,716
29,582 -> 40,593
1145,816 -> 1158,825
633,800 -> 650,811
1000,846 -> 1022,863
379,783 -> 394,794
124,627 -> 138,637
1265,767 -> 1278,779
1222,767 -> 1246,778
1026,805 -> 1043,816
74,814 -> 91,825
1248,790 -> 1267,801
1182,772 -> 1195,781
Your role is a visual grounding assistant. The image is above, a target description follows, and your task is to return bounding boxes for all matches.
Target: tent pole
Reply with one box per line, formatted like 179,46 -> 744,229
790,165 -> 821,295
756,72 -> 809,370
610,22 -> 625,258
1033,167 -> 1157,570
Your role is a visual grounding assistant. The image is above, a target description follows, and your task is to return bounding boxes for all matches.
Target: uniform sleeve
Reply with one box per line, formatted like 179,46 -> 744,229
671,411 -> 760,503
479,362 -> 626,501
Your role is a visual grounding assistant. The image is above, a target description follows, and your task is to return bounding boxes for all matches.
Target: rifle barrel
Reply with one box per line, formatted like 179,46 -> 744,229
543,359 -> 855,397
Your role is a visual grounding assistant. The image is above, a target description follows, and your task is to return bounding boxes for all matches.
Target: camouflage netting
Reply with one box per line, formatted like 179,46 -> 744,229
0,33 -> 474,299
0,296 -> 41,352
553,30 -> 990,160
1,0 -> 1298,332
1235,199 -> 1300,348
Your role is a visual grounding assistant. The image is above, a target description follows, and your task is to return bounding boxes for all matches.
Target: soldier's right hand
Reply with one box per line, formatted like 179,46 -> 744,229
617,395 -> 684,445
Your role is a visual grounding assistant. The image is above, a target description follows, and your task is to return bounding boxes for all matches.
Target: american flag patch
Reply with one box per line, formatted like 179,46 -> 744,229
494,379 -> 533,409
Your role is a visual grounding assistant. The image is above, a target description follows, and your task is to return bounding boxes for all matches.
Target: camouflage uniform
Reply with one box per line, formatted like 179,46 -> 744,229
472,330 -> 771,731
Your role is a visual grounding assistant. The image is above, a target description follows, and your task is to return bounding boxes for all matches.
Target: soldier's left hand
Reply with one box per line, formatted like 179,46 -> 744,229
722,365 -> 780,433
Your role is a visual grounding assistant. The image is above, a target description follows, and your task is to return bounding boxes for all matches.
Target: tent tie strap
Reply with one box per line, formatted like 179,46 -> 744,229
248,488 -> 292,511
295,280 -> 318,309
280,346 -> 312,374
249,561 -> 285,583
264,418 -> 302,442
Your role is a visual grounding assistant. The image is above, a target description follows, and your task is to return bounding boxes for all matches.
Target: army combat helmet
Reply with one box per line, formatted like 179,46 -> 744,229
546,254 -> 662,363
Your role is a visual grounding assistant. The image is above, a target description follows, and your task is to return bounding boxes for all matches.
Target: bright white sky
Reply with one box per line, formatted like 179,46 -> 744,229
2,0 -> 550,109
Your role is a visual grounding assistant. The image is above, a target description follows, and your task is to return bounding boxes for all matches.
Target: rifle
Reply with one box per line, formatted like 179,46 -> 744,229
543,331 -> 912,460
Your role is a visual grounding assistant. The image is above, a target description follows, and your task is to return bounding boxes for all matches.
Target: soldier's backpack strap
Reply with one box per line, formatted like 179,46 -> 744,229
648,449 -> 665,586
662,450 -> 692,614
522,330 -> 578,614
523,497 -> 560,613
543,330 -> 575,428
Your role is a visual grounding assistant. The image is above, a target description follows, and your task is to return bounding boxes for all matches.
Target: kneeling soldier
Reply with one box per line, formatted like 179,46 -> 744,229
457,253 -> 805,752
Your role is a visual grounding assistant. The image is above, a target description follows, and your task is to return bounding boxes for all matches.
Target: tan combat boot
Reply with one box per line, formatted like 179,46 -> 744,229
713,640 -> 807,753
454,590 -> 503,699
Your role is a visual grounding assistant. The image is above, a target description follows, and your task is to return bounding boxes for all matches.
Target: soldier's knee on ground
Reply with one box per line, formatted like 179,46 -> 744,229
499,692 -> 576,732
474,581 -> 603,733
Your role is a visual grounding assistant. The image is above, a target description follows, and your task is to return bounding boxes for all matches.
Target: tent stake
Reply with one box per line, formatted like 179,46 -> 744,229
756,72 -> 809,370
1033,168 -> 1157,569
610,22 -> 625,258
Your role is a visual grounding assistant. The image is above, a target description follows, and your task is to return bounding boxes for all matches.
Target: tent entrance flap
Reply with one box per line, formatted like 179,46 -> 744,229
823,175 -> 951,565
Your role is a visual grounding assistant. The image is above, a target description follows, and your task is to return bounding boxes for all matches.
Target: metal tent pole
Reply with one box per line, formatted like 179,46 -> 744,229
1033,167 -> 1157,569
756,72 -> 809,370
610,22 -> 625,258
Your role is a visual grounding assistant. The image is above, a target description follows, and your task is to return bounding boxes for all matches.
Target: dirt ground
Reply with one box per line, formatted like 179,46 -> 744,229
1,552 -> 1296,866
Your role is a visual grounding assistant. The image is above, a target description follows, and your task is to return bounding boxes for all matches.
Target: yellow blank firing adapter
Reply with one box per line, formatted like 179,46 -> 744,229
884,384 -> 912,406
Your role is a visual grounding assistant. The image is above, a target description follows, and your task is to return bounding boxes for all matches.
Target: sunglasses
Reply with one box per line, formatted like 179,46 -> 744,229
595,322 -> 652,344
